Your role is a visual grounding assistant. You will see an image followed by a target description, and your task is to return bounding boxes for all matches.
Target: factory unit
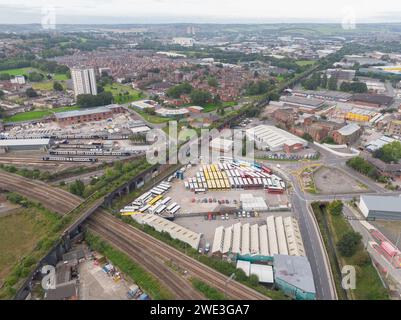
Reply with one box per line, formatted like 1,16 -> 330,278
246,125 -> 308,153
331,123 -> 362,145
273,254 -> 316,300
236,260 -> 274,284
211,216 -> 305,260
359,195 -> 401,221
133,213 -> 201,249
345,108 -> 377,123
0,138 -> 51,153
280,95 -> 325,112
54,104 -> 125,126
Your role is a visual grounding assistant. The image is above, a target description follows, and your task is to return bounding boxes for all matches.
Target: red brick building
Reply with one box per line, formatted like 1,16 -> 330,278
54,104 -> 125,126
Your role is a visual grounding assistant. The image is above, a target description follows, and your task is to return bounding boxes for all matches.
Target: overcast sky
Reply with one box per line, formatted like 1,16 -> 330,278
1,0 -> 401,24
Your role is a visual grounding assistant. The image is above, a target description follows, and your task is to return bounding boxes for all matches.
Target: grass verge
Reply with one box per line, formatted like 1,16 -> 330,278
191,278 -> 225,300
311,202 -> 389,300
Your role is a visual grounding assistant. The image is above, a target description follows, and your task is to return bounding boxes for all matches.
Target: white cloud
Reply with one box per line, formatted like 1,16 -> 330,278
1,0 -> 401,23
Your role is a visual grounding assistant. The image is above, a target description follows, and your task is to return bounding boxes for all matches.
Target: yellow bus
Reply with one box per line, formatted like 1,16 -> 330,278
148,195 -> 163,206
121,211 -> 142,216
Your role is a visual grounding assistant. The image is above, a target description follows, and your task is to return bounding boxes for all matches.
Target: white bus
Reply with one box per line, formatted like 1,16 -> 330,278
139,204 -> 151,213
167,202 -> 178,211
170,205 -> 181,214
155,205 -> 167,214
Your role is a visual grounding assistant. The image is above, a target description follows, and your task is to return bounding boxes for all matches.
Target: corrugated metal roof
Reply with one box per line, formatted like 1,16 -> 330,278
273,254 -> 316,294
267,216 -> 279,255
232,223 -> 242,254
275,216 -> 289,255
250,224 -> 259,255
212,226 -> 224,254
0,138 -> 50,147
222,226 -> 233,254
133,214 -> 201,249
241,223 -> 250,256
259,225 -> 270,256
361,195 -> 401,213
250,264 -> 274,284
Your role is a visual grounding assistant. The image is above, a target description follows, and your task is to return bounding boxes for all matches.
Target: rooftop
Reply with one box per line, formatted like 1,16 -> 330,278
280,95 -> 324,108
0,138 -> 50,147
361,195 -> 401,212
54,104 -> 121,119
351,93 -> 393,106
273,254 -> 316,294
337,123 -> 361,136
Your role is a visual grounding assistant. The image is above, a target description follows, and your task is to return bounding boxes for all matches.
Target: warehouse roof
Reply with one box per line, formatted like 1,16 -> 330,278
0,138 -> 50,147
212,226 -> 224,254
134,214 -> 201,249
361,195 -> 401,212
222,226 -> 233,254
280,95 -> 324,108
232,223 -> 242,254
155,108 -> 189,116
250,264 -> 274,284
351,93 -> 393,106
337,123 -> 361,136
247,125 -> 308,151
55,104 -> 120,119
292,89 -> 352,101
273,254 -> 316,294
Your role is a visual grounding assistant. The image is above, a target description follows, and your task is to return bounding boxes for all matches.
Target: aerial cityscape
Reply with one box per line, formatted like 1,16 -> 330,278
2,0 -> 401,309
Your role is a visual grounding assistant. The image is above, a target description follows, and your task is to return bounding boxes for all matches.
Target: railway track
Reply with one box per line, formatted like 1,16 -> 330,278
1,170 -> 269,300
89,212 -> 269,300
0,157 -> 59,166
87,221 -> 204,300
0,171 -> 82,214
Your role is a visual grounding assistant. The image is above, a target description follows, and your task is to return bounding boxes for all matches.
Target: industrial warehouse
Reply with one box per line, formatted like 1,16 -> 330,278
359,195 -> 401,220
211,216 -> 306,258
246,125 -> 308,153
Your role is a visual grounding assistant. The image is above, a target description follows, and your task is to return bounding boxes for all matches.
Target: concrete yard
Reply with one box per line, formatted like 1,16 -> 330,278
313,166 -> 370,194
163,162 -> 289,215
78,259 -> 132,300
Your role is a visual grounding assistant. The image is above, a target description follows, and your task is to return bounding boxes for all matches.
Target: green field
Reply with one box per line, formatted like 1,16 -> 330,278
32,80 -> 67,91
0,205 -> 59,280
296,60 -> 317,67
4,106 -> 80,123
0,67 -> 68,84
132,108 -> 170,124
0,67 -> 39,76
202,101 -> 236,113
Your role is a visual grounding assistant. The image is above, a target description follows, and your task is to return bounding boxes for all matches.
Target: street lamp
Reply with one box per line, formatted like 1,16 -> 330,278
224,273 -> 236,299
